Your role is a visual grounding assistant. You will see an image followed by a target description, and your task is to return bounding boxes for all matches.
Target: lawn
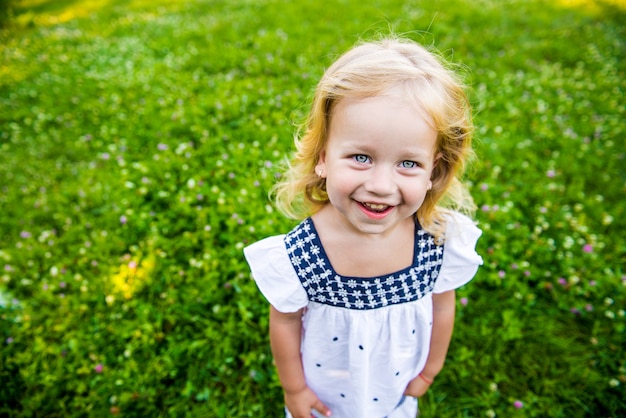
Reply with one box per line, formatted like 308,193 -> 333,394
1,0 -> 625,416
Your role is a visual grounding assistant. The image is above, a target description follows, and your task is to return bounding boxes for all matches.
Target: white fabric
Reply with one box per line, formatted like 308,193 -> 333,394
243,211 -> 482,418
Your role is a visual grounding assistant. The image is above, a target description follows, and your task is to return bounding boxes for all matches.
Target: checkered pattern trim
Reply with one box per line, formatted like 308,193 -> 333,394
284,218 -> 444,310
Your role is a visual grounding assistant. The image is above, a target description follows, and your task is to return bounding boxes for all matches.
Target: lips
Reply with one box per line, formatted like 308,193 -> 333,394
358,201 -> 395,220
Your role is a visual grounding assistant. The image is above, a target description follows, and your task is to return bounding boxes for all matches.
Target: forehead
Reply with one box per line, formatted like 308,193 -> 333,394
329,84 -> 436,129
327,91 -> 438,155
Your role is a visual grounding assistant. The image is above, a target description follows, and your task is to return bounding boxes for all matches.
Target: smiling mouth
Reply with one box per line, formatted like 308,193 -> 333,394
360,202 -> 391,213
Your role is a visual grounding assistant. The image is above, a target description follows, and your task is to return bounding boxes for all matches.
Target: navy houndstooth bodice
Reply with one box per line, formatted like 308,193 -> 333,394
284,218 -> 444,310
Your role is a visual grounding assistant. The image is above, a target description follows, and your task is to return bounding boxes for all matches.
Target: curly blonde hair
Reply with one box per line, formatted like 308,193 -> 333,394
273,37 -> 476,241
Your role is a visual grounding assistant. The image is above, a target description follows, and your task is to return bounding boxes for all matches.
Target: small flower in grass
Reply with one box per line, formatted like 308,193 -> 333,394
120,215 -> 127,225
59,281 -> 66,288
585,304 -> 593,312
460,297 -> 468,306
157,143 -> 168,151
546,169 -> 556,178
498,270 -> 506,278
481,204 -> 490,212
570,307 -> 581,315
514,400 -> 524,409
583,244 -> 593,253
94,363 -> 104,373
20,231 -> 31,239
558,277 -> 567,286
480,183 -> 488,191
6,337 -> 13,344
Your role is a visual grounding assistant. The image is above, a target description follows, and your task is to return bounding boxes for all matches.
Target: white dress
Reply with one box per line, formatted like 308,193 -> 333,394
244,212 -> 482,418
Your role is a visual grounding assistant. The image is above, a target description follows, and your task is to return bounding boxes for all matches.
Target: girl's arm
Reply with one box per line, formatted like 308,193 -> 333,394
269,305 -> 331,417
404,290 -> 456,398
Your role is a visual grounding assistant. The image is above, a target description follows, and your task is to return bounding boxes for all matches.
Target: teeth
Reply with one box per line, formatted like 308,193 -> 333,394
363,202 -> 388,212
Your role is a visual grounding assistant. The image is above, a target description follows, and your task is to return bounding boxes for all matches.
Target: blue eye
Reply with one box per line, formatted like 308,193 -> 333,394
400,161 -> 417,168
354,154 -> 370,163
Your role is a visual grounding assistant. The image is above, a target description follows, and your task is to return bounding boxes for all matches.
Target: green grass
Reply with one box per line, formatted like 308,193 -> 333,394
1,0 -> 625,416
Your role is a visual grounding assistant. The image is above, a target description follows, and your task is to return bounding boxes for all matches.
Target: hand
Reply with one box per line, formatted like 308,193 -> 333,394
284,386 -> 331,418
403,373 -> 433,398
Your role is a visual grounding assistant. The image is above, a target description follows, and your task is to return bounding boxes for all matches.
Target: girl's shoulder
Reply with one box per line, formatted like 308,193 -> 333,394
442,211 -> 482,243
433,211 -> 483,293
243,224 -> 310,313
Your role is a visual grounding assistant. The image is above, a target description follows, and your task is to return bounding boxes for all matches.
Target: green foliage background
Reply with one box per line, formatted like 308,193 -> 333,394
1,0 -> 625,416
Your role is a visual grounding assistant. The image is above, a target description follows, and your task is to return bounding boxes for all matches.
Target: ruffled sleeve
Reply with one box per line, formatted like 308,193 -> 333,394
243,235 -> 309,313
433,212 -> 483,294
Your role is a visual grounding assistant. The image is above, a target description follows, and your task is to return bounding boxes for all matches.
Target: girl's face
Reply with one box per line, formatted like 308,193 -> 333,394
315,89 -> 439,237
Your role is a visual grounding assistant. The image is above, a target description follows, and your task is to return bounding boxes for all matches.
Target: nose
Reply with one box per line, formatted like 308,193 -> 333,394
364,165 -> 396,196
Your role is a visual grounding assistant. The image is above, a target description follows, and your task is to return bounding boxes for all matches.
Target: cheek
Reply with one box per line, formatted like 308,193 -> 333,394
325,174 -> 357,199
403,182 -> 430,205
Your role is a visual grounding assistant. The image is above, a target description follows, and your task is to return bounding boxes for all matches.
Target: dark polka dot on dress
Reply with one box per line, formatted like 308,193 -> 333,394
316,363 -> 321,367
373,397 -> 378,402
359,344 -> 364,350
333,337 -> 338,341
340,393 -> 345,398
395,371 -> 400,376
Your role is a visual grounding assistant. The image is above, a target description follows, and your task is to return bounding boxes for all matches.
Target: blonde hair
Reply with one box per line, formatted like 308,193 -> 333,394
273,36 -> 476,241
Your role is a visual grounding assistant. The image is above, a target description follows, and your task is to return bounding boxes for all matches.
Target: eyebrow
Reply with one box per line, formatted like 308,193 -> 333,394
342,142 -> 433,161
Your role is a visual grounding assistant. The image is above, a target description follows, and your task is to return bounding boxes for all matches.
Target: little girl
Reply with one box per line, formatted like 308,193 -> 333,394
244,37 -> 483,418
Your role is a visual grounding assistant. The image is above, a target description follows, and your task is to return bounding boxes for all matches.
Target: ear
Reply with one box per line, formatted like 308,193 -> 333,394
430,152 -> 442,176
433,152 -> 443,168
315,150 -> 327,178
